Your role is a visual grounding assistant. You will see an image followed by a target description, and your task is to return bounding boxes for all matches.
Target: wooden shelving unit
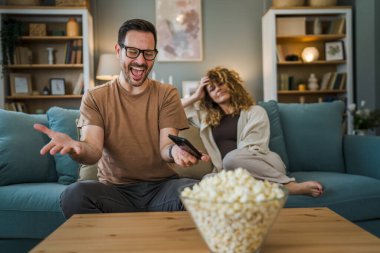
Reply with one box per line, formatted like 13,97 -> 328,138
0,6 -> 94,113
262,7 -> 353,133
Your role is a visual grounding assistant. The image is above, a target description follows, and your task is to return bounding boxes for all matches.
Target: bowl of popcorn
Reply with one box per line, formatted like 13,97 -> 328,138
180,168 -> 287,253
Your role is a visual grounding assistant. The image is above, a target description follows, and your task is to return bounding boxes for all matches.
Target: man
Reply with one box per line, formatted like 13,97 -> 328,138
34,19 -> 209,219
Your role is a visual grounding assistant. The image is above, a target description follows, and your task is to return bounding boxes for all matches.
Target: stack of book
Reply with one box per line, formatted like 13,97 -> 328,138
4,102 -> 27,112
320,72 -> 347,90
64,39 -> 83,64
13,47 -> 32,64
328,17 -> 345,34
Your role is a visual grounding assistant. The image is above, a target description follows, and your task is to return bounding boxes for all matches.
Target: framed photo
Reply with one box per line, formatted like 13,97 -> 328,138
156,0 -> 203,62
10,73 -> 32,96
325,41 -> 345,61
182,81 -> 199,98
50,78 -> 66,95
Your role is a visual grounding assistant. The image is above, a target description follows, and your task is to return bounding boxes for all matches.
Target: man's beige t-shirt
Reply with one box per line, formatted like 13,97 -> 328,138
77,78 -> 188,184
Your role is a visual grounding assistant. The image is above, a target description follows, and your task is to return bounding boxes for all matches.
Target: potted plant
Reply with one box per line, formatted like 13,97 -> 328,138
1,17 -> 24,65
348,101 -> 380,135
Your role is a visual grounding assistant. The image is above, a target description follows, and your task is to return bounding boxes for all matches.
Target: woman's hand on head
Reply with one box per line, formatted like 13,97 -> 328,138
191,76 -> 210,101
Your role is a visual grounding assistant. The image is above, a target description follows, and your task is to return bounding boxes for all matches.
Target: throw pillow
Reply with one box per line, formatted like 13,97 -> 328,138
278,101 -> 345,173
0,110 -> 57,185
47,107 -> 80,184
258,100 -> 290,169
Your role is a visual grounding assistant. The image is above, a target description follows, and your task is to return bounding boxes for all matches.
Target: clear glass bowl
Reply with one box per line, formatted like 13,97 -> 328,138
180,187 -> 288,253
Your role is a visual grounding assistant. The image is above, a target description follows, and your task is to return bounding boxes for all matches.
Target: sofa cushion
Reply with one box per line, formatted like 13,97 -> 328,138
0,183 -> 66,239
278,101 -> 345,173
47,107 -> 80,184
0,110 -> 57,186
258,100 -> 289,169
286,171 -> 380,221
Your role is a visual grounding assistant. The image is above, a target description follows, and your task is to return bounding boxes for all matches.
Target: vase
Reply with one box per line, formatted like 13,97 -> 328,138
308,73 -> 319,91
66,17 -> 79,36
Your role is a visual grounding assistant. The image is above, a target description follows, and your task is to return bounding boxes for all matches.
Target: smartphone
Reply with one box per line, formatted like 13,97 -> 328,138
168,134 -> 203,160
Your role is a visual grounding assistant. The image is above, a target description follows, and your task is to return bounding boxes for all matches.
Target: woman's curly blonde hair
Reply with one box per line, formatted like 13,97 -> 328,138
200,67 -> 254,127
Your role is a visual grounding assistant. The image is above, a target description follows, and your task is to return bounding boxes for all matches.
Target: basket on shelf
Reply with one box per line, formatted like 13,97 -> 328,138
272,0 -> 305,8
308,0 -> 337,7
55,0 -> 88,7
7,0 -> 41,5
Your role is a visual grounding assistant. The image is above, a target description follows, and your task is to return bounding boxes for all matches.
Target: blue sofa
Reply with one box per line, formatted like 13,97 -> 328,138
0,101 -> 379,253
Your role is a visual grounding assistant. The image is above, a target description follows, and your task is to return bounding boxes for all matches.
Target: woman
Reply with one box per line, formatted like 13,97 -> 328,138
182,67 -> 323,197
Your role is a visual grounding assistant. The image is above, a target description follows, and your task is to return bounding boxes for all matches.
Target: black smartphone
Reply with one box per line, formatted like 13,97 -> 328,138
168,134 -> 203,160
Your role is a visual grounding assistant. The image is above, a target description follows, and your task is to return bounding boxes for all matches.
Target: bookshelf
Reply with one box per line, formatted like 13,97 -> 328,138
262,7 -> 353,133
0,6 -> 94,113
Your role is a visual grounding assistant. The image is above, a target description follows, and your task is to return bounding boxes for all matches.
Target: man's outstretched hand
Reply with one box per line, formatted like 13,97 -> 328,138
33,123 -> 81,157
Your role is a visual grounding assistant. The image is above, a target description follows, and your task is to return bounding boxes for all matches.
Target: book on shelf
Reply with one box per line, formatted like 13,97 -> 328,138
327,72 -> 338,90
320,72 -> 332,90
13,46 -> 32,64
279,73 -> 289,90
73,73 -> 84,95
4,102 -> 26,112
339,73 -> 347,90
328,17 -> 345,34
65,39 -> 82,64
276,45 -> 285,63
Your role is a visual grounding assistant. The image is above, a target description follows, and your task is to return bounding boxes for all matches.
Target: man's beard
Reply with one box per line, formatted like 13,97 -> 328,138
124,62 -> 153,87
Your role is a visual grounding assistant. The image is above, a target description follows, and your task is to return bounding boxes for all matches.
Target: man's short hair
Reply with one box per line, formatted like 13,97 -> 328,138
118,19 -> 157,48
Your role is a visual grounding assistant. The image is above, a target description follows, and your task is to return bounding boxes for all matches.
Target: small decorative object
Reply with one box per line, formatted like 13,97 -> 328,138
168,75 -> 173,85
308,73 -> 319,91
308,0 -> 337,7
325,41 -> 344,61
182,81 -> 199,98
50,78 -> 66,95
313,18 -> 322,35
301,47 -> 319,62
42,86 -> 50,95
298,84 -> 306,91
29,23 -> 46,36
348,101 -> 380,135
10,73 -> 32,96
66,17 -> 79,36
151,71 -> 156,80
285,54 -> 299,61
46,47 -> 55,64
272,0 -> 304,7
31,90 -> 40,96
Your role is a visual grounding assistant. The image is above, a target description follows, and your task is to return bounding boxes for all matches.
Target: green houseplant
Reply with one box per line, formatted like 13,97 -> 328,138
1,17 -> 24,65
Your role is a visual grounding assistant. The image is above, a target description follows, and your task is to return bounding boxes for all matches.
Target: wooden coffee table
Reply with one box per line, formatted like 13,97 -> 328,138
31,208 -> 379,253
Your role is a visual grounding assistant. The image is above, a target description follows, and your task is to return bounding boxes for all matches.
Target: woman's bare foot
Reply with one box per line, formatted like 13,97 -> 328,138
284,181 -> 323,197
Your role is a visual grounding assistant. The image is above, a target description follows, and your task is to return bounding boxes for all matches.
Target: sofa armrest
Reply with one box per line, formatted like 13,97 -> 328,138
344,135 -> 380,180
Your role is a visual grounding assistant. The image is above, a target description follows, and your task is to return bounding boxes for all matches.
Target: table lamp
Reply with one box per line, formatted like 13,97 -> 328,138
301,47 -> 319,62
96,53 -> 120,81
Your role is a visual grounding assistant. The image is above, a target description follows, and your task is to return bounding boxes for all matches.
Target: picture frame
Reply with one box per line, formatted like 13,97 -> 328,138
325,41 -> 345,61
50,78 -> 66,95
156,0 -> 203,62
182,81 -> 199,98
10,73 -> 32,96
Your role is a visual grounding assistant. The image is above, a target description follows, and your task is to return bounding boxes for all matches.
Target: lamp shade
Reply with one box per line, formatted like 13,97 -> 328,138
301,47 -> 319,62
96,53 -> 120,80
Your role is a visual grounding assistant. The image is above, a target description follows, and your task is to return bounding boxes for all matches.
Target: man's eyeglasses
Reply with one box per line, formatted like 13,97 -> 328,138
119,44 -> 158,61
